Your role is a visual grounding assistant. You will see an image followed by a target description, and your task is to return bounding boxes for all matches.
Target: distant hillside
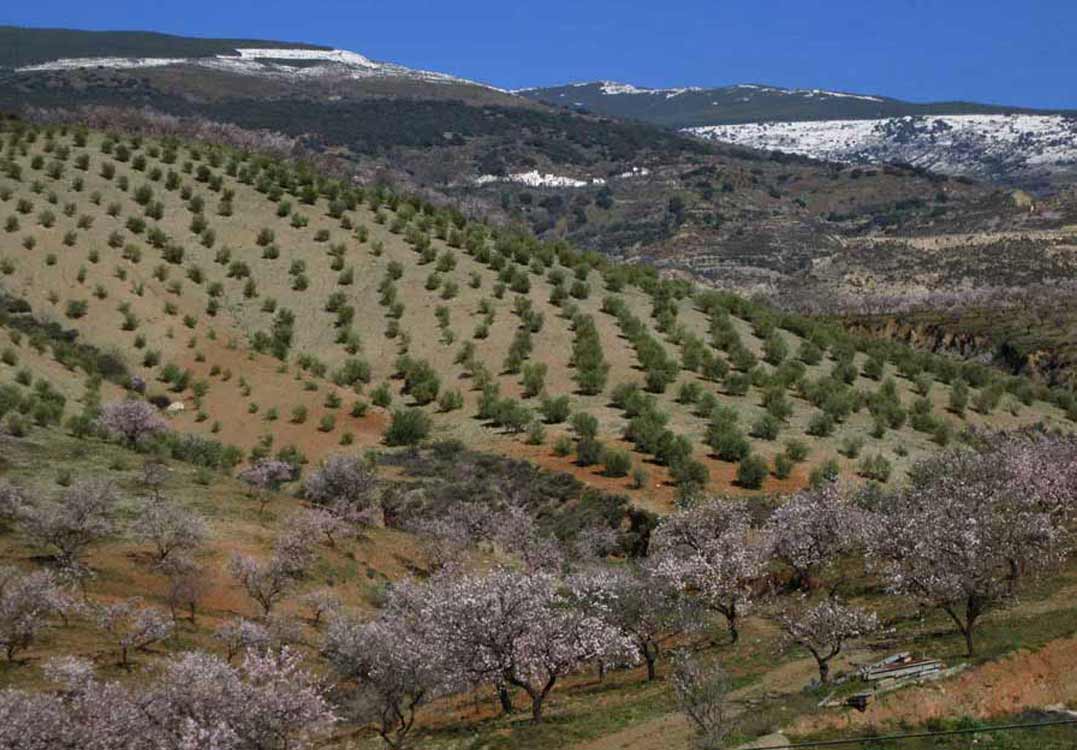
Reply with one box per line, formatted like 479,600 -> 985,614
0,26 -> 330,68
1,119 -> 1072,504
6,25 -> 1076,314
519,81 -> 1071,128
521,82 -> 1077,191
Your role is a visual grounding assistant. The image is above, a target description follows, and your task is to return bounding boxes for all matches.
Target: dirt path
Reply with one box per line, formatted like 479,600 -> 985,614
848,229 -> 1077,252
572,650 -> 871,750
792,635 -> 1077,735
574,623 -> 1077,750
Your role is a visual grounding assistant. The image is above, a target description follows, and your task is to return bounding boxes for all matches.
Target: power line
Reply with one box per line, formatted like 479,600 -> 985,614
749,718 -> 1077,749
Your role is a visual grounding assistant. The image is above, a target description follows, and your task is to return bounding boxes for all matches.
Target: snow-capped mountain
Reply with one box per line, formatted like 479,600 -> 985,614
689,114 -> 1077,188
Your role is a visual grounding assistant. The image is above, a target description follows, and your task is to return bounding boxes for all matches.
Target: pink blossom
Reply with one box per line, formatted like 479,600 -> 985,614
650,497 -> 770,643
97,399 -> 169,445
775,599 -> 879,684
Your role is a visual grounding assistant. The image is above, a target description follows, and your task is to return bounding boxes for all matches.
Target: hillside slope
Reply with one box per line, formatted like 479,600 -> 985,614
1,120 -> 1074,507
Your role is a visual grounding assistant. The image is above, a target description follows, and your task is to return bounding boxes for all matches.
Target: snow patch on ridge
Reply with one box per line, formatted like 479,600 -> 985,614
17,57 -> 187,71
16,47 -> 504,91
687,114 -> 1077,180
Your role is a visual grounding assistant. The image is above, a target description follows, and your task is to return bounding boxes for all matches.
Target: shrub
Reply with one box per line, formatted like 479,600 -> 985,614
437,389 -> 464,412
602,447 -> 632,477
707,426 -> 750,462
762,332 -> 788,365
809,458 -> 841,488
858,454 -> 892,483
571,412 -> 599,440
773,452 -> 793,479
784,439 -> 810,462
735,454 -> 769,489
521,362 -> 547,398
576,436 -> 604,467
839,435 -> 865,458
332,358 -> 371,389
371,383 -> 392,408
540,395 -> 572,424
724,372 -> 751,397
631,465 -> 648,489
807,411 -> 835,437
64,300 -> 88,319
553,435 -> 573,457
749,414 -> 781,441
949,379 -> 969,416
526,420 -> 546,445
385,408 -> 431,446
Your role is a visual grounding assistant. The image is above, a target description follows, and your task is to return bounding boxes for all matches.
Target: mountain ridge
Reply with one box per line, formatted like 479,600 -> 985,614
519,80 -> 1077,127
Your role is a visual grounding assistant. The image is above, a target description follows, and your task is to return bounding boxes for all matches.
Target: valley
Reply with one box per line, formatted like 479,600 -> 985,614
0,22 -> 1074,750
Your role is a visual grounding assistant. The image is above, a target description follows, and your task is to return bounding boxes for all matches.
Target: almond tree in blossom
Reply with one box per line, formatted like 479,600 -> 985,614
229,554 -> 302,619
408,501 -> 564,574
0,566 -> 73,661
866,437 -> 1077,656
0,647 -> 335,748
215,617 -> 271,663
302,454 -> 379,526
139,459 -> 171,502
650,497 -> 770,643
567,563 -> 699,681
293,507 -> 349,549
19,480 -> 119,568
428,568 -> 636,722
324,581 -> 449,749
131,499 -> 210,564
765,483 -> 867,595
489,503 -> 565,573
229,527 -> 315,618
299,588 -> 342,628
775,600 -> 879,684
573,524 -> 621,562
670,651 -> 732,750
0,480 -> 25,528
239,459 -> 296,492
238,459 -> 295,513
159,554 -> 207,624
93,598 -> 174,668
97,399 -> 169,446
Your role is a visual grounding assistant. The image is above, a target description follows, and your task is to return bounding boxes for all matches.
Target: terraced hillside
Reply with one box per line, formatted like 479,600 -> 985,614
1,118 -> 1075,508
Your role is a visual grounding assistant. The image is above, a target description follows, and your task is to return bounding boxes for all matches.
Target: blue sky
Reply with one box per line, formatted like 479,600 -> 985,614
5,0 -> 1077,108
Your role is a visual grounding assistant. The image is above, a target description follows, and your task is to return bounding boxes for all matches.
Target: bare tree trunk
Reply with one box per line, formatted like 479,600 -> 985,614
497,684 -> 514,715
817,657 -> 830,684
642,640 -> 659,681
